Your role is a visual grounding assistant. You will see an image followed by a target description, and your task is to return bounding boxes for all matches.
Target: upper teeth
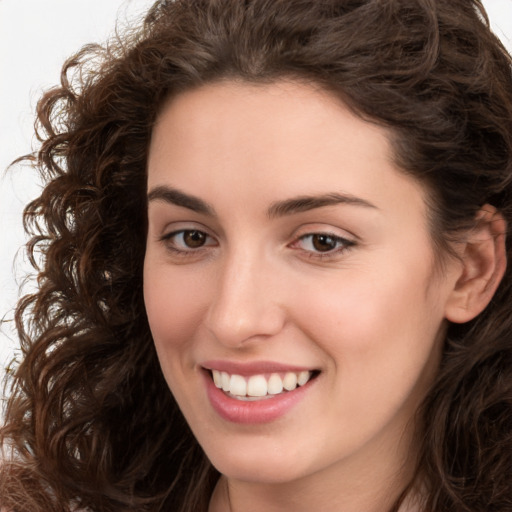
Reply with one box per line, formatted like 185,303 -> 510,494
212,370 -> 313,398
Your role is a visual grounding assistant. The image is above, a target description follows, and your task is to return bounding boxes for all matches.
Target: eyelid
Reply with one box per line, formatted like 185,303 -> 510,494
288,225 -> 357,258
161,228 -> 217,243
161,228 -> 217,242
294,233 -> 354,249
158,220 -> 216,240
291,224 -> 357,243
158,223 -> 219,257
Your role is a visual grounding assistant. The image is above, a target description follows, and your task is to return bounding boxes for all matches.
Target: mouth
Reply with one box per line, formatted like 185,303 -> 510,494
205,368 -> 321,401
201,363 -> 321,424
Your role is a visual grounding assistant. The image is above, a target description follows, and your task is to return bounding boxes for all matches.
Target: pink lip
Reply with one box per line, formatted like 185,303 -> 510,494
201,363 -> 318,425
202,359 -> 314,376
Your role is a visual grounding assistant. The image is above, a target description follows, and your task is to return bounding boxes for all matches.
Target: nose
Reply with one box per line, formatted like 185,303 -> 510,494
204,248 -> 286,348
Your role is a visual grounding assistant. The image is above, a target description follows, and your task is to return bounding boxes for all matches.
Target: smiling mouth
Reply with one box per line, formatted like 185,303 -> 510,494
207,369 -> 320,401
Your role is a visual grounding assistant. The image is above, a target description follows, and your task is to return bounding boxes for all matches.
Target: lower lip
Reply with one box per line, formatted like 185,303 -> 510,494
203,371 -> 315,424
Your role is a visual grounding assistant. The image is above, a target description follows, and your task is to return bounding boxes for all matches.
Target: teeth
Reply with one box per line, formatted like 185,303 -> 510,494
283,372 -> 297,391
267,373 -> 283,395
211,369 -> 313,398
247,375 -> 267,397
221,372 -> 230,392
230,374 -> 247,396
298,371 -> 310,386
212,370 -> 222,388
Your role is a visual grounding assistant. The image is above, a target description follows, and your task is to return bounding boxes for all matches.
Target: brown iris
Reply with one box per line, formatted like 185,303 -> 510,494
183,230 -> 207,248
311,234 -> 338,252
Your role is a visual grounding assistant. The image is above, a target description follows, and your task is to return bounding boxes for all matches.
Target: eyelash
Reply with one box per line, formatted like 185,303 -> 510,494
159,229 -> 355,260
291,232 -> 355,260
160,229 -> 217,257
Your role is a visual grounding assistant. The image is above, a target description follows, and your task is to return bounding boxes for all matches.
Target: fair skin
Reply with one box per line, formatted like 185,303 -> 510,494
143,81 -> 505,512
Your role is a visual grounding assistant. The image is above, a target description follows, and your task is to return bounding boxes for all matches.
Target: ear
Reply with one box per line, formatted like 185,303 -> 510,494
445,205 -> 507,324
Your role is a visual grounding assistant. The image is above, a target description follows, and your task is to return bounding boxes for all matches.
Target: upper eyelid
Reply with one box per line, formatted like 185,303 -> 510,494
161,228 -> 216,242
296,230 -> 353,239
292,233 -> 355,249
291,224 -> 358,242
159,221 -> 217,237
297,232 -> 353,242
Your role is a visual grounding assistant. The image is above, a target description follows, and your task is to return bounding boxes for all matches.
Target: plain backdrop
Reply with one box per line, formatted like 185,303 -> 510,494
1,0 -> 512,382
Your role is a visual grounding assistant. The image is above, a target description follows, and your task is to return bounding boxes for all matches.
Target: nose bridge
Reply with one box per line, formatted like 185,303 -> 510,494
205,243 -> 285,346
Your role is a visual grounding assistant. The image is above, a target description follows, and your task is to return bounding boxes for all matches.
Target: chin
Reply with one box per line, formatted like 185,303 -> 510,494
214,460 -> 306,485
202,438 -> 316,484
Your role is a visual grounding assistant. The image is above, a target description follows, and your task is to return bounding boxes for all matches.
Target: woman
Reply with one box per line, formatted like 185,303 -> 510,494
1,0 -> 511,511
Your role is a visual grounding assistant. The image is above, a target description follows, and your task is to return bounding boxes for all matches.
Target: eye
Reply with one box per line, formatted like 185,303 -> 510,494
302,233 -> 342,252
292,232 -> 355,257
161,229 -> 217,252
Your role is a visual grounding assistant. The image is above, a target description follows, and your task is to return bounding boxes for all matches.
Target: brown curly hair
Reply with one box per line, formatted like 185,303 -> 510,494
1,0 -> 512,511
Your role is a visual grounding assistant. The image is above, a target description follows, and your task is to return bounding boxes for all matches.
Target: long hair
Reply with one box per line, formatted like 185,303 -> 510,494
1,1 -> 511,511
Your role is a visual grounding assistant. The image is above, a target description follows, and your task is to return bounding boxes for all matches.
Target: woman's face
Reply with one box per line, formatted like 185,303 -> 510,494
144,81 -> 460,487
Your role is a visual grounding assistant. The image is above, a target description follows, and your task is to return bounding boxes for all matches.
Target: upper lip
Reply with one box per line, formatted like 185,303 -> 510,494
201,360 -> 318,376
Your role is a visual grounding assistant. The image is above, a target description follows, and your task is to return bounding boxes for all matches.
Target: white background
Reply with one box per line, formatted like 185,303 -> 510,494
1,0 -> 511,381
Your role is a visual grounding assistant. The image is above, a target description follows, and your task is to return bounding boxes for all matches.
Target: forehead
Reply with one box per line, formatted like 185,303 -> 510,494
147,80 -> 429,226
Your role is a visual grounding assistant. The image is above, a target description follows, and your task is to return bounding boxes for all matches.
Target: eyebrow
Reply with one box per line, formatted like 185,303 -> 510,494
147,186 -> 377,218
267,193 -> 377,218
147,186 -> 216,216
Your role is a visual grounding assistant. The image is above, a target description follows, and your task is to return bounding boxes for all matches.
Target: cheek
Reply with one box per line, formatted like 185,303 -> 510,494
143,261 -> 209,355
294,262 -> 446,399
295,269 -> 437,343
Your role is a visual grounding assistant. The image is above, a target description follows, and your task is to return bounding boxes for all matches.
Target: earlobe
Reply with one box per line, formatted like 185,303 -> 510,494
445,205 -> 507,324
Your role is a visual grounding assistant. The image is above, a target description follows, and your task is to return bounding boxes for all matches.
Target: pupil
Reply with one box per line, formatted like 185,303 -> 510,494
312,234 -> 336,252
184,231 -> 206,248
